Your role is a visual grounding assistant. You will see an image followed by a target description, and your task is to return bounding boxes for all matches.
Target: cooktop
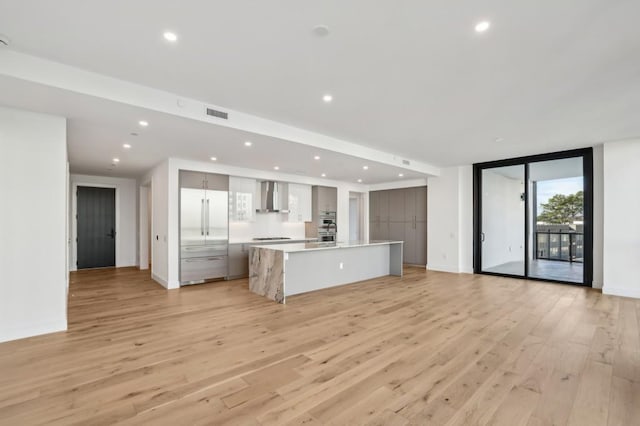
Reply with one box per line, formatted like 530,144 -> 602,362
252,237 -> 292,241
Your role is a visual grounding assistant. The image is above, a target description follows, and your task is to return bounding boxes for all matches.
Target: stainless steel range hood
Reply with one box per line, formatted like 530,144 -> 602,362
256,181 -> 289,213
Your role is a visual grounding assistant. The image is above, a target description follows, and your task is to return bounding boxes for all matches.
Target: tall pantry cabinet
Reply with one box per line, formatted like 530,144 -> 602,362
369,186 -> 427,265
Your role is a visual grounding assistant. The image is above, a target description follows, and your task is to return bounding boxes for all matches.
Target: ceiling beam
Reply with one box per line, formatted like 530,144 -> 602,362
0,49 -> 440,177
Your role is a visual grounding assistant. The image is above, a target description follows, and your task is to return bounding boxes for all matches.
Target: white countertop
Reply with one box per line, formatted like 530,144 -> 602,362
251,240 -> 403,253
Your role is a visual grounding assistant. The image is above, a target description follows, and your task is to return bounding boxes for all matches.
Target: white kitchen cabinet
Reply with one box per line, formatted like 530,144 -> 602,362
287,183 -> 312,222
229,177 -> 256,222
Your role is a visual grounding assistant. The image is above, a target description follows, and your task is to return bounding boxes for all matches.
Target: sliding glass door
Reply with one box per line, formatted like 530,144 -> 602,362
481,165 -> 525,276
474,149 -> 593,286
528,158 -> 584,283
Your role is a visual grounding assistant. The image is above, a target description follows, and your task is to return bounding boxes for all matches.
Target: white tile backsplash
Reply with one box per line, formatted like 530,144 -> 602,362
229,213 -> 307,243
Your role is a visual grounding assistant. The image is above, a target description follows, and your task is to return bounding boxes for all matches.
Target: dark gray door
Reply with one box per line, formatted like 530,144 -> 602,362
77,186 -> 116,269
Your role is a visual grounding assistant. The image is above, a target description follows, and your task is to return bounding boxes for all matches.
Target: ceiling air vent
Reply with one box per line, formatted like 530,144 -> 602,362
206,107 -> 228,120
402,159 -> 411,165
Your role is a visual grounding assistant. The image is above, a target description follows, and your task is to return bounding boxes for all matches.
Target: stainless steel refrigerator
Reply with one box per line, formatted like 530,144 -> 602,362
180,171 -> 229,285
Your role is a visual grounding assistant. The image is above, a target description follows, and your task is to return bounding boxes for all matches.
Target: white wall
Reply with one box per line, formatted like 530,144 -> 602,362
69,174 -> 138,270
427,166 -> 474,273
139,185 -> 150,270
143,161 -> 170,287
0,106 -> 68,342
457,166 -> 474,273
602,139 -> 640,298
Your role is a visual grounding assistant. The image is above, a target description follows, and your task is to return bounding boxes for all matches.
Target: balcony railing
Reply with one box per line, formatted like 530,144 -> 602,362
535,231 -> 583,263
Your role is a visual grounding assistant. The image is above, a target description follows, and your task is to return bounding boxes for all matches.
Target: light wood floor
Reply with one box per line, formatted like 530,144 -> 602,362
0,267 -> 638,425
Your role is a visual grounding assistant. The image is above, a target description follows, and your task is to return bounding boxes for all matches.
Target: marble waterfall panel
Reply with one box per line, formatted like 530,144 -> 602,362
249,247 -> 285,303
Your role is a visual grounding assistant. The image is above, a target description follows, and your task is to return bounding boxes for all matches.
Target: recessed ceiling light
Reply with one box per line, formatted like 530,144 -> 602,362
274,166 -> 280,170
210,156 -> 217,161
163,32 -> 178,42
123,143 -> 131,149
398,173 -> 404,177
321,173 -> 326,177
475,21 -> 491,33
494,137 -> 505,143
313,25 -> 330,37
363,165 -> 369,170
314,155 -> 321,160
357,179 -> 363,183
244,141 -> 252,147
139,120 -> 149,127
323,94 -> 333,103
113,158 -> 120,163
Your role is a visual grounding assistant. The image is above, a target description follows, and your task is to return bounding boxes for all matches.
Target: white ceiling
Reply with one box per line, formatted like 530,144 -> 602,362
1,0 -> 639,174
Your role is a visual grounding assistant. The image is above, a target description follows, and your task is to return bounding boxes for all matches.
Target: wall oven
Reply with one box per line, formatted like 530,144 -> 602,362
318,231 -> 336,242
318,211 -> 337,241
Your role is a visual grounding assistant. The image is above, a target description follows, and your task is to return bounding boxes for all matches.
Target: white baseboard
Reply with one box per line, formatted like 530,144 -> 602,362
603,286 -> 640,299
116,262 -> 138,268
151,272 -> 169,288
592,281 -> 603,290
0,318 -> 67,343
427,263 -> 460,274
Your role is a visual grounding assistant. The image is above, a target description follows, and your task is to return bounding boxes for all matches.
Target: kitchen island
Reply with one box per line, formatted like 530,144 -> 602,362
249,240 -> 403,303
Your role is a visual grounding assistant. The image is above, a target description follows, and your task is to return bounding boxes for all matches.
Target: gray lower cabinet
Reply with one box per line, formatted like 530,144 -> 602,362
414,221 -> 428,265
370,186 -> 427,265
389,189 -> 405,222
228,243 -> 249,278
404,222 -> 417,264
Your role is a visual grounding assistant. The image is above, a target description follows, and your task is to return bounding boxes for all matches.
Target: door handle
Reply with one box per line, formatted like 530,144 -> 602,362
184,256 -> 224,262
201,199 -> 205,236
106,229 -> 116,239
206,199 -> 210,236
481,232 -> 485,242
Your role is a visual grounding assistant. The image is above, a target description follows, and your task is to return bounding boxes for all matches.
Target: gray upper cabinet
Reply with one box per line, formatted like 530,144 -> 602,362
378,190 -> 390,222
369,191 -> 379,222
389,189 -> 405,222
388,222 -> 405,243
180,170 -> 229,191
369,186 -> 427,265
180,170 -> 207,189
415,186 -> 427,222
315,186 -> 337,212
404,187 -> 416,222
403,186 -> 427,223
